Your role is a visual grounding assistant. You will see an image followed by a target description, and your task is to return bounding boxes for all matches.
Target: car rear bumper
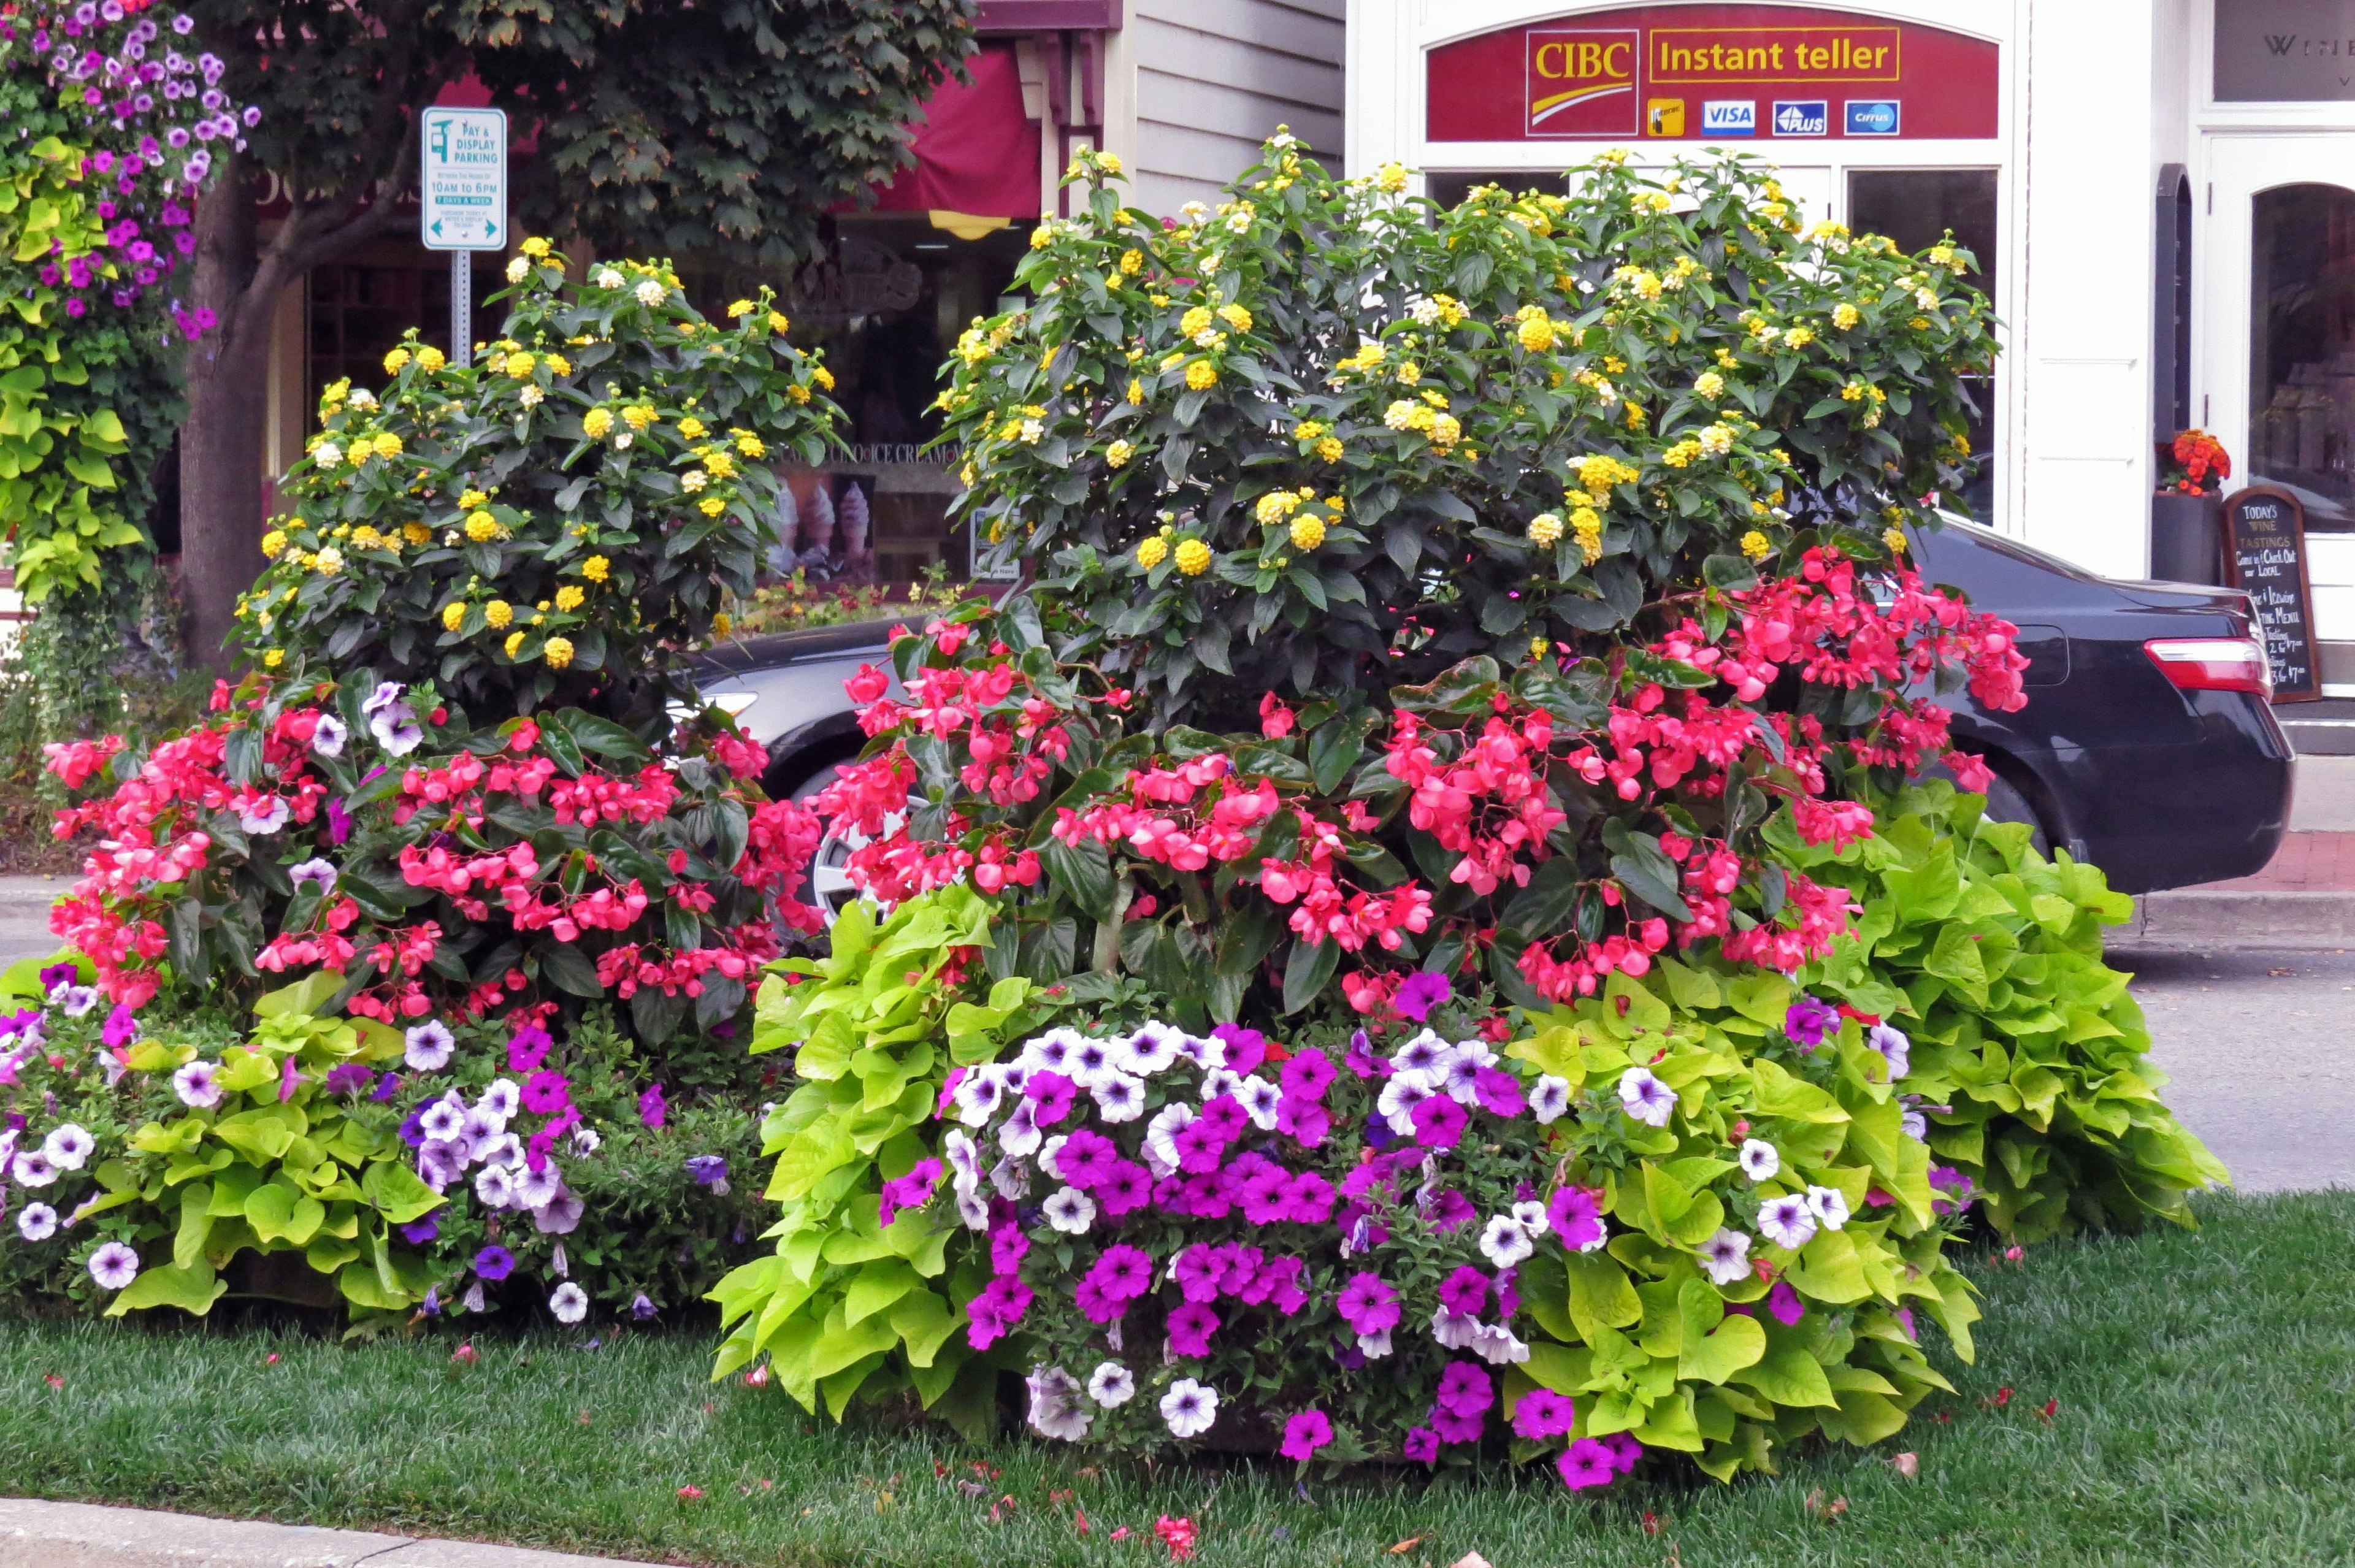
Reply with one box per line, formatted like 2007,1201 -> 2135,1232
1998,695 -> 2294,893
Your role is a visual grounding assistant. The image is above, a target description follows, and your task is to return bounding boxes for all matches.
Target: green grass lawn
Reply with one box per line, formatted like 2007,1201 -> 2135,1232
3,1190 -> 2352,1568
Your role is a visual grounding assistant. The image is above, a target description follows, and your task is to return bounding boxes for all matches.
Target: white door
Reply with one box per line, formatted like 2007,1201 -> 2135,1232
2204,136 -> 2355,687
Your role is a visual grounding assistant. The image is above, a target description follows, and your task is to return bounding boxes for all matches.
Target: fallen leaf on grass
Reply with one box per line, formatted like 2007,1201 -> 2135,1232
1890,1452 -> 1919,1480
1804,1488 -> 1848,1523
1388,1537 -> 1424,1555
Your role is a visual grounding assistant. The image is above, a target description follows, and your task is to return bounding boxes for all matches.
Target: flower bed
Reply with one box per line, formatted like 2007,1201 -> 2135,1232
710,140 -> 2224,1490
1,243 -> 840,1325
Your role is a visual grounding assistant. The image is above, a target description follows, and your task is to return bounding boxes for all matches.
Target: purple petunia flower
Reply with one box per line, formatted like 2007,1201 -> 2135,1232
965,1275 -> 1033,1350
637,1083 -> 667,1130
1166,1300 -> 1220,1356
1195,1093 -> 1249,1142
1512,1388 -> 1577,1439
1277,1047 -> 1335,1101
1173,1243 -> 1225,1304
1394,970 -> 1452,1022
1435,1360 -> 1493,1418
1209,1023 -> 1267,1074
1785,995 -> 1841,1050
1557,1438 -> 1617,1490
1344,1030 -> 1390,1080
1438,1265 -> 1489,1318
1426,1187 -> 1477,1233
1096,1159 -> 1153,1217
322,1062 -> 373,1097
102,1003 -> 139,1048
1089,1244 -> 1154,1301
473,1245 -> 515,1281
1170,1117 -> 1227,1175
37,962 -> 77,991
1051,1128 -> 1119,1190
1767,1279 -> 1807,1326
1334,1271 -> 1399,1336
1281,1169 -> 1336,1224
507,1025 -> 553,1073
989,1223 -> 1029,1275
1410,1095 -> 1468,1149
878,1158 -> 943,1227
685,1155 -> 729,1188
1276,1093 -> 1331,1148
1429,1405 -> 1484,1444
1401,1426 -> 1440,1463
400,1216 -> 440,1245
1279,1409 -> 1333,1463
371,1071 -> 402,1103
521,1069 -> 571,1115
1547,1185 -> 1607,1252
1471,1066 -> 1526,1118
1024,1069 -> 1077,1126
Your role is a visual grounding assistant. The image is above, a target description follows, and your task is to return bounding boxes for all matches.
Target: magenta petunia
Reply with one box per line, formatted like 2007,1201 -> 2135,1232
1196,1093 -> 1249,1142
1091,1243 -> 1155,1301
1171,1117 -> 1228,1175
1434,1360 -> 1493,1417
1767,1279 -> 1806,1326
521,1069 -> 571,1115
1096,1159 -> 1154,1217
1547,1185 -> 1607,1252
1410,1095 -> 1468,1149
1075,1276 -> 1127,1325
1173,1243 -> 1225,1304
637,1082 -> 667,1130
1512,1388 -> 1577,1439
1784,995 -> 1841,1050
1401,1425 -> 1441,1463
1334,1270 -> 1399,1335
1052,1128 -> 1120,1189
1427,1187 -> 1477,1232
1394,970 -> 1452,1022
1438,1265 -> 1489,1318
1211,1023 -> 1268,1074
1278,1047 -> 1335,1100
1429,1405 -> 1484,1444
506,1025 -> 553,1073
1279,1409 -> 1334,1463
1471,1066 -> 1526,1117
1557,1439 -> 1617,1491
1281,1170 -> 1337,1224
989,1223 -> 1029,1276
1276,1093 -> 1331,1147
1025,1069 -> 1077,1126
1603,1431 -> 1644,1474
1166,1300 -> 1220,1356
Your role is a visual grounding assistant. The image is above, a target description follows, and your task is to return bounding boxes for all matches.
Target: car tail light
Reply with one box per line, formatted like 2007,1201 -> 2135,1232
2143,637 -> 2272,695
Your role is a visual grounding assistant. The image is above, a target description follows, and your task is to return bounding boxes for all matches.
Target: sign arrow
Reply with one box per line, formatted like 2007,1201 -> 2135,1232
430,218 -> 443,237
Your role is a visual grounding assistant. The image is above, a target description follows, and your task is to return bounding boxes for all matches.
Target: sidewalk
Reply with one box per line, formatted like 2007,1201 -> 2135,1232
0,1498 -> 664,1568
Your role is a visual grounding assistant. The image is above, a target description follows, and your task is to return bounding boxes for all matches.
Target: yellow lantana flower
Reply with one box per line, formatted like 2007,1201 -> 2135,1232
1290,514 -> 1325,551
1739,530 -> 1772,560
504,631 -> 526,658
727,300 -> 755,318
1174,538 -> 1212,575
1527,512 -> 1563,547
555,586 -> 584,611
383,347 -> 411,374
678,416 -> 706,440
260,530 -> 286,559
465,511 -> 501,542
583,408 -> 614,440
545,636 -> 575,668
1136,536 -> 1169,570
1106,440 -> 1134,468
485,600 -> 514,629
584,556 -> 610,583
417,346 -> 446,372
441,602 -> 467,632
1185,361 -> 1217,391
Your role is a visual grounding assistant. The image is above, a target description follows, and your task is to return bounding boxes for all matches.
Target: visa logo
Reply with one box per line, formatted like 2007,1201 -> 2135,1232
1701,100 -> 1755,136
1845,99 -> 1902,136
1772,99 -> 1828,136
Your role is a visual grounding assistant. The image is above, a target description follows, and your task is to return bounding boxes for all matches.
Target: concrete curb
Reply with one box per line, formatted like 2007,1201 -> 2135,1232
0,1499 -> 667,1568
2123,890 -> 2355,949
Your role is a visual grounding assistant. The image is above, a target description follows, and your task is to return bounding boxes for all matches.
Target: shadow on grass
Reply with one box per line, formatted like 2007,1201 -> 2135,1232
2,1190 -> 2351,1568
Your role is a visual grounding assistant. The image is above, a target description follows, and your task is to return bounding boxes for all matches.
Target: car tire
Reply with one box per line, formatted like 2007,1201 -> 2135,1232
1978,770 -> 2051,857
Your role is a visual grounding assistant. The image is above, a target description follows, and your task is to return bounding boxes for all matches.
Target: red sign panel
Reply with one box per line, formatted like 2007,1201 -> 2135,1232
1430,4 -> 1998,142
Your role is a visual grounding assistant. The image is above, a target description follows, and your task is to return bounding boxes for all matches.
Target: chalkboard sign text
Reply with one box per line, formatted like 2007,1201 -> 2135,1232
2224,484 -> 2319,702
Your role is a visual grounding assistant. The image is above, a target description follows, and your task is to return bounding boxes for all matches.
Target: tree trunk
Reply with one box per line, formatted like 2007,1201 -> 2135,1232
178,157 -> 271,672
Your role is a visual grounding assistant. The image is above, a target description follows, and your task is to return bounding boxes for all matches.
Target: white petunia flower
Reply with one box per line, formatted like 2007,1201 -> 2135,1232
1807,1184 -> 1851,1231
1236,1076 -> 1283,1131
1469,1322 -> 1531,1366
1738,1139 -> 1780,1182
1159,1377 -> 1220,1439
1869,1022 -> 1912,1080
1042,1185 -> 1096,1235
1091,1071 -> 1147,1122
1376,1074 -> 1433,1135
549,1282 -> 589,1323
1027,1366 -> 1093,1442
473,1165 -> 516,1209
1388,1030 -> 1457,1085
1696,1227 -> 1753,1285
955,1187 -> 990,1230
997,1098 -> 1042,1159
1429,1309 -> 1482,1350
1756,1194 -> 1818,1250
1529,1074 -> 1572,1123
1144,1103 -> 1194,1172
951,1071 -> 1003,1126
1087,1361 -> 1136,1407
1120,1022 -> 1184,1076
1355,1325 -> 1394,1360
42,1123 -> 93,1171
1479,1215 -> 1534,1268
10,1150 -> 57,1187
1617,1066 -> 1677,1127
404,1021 -> 454,1071
1510,1199 -> 1550,1236
989,1151 -> 1032,1201
16,1202 -> 58,1241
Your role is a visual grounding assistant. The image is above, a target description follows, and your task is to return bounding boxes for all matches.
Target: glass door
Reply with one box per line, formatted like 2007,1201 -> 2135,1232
2205,136 -> 2355,689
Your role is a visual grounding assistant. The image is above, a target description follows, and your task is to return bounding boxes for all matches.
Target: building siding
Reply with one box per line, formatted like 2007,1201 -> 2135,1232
1130,0 -> 1344,213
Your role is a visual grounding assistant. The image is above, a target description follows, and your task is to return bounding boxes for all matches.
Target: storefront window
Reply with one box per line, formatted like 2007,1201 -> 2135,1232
308,257 -> 494,394
2250,183 -> 2355,528
1848,169 -> 1998,519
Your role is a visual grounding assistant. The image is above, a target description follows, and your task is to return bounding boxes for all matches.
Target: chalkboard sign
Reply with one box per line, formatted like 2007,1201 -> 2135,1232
2224,484 -> 2319,702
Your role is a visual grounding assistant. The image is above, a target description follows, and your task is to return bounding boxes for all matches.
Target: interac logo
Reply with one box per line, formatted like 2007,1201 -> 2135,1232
1524,26 -> 1640,136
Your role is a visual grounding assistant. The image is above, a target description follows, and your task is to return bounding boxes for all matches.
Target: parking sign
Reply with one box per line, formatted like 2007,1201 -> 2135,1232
420,107 -> 507,250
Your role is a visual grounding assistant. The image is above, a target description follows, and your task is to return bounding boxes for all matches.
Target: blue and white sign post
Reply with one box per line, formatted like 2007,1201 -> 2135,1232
419,106 -> 508,368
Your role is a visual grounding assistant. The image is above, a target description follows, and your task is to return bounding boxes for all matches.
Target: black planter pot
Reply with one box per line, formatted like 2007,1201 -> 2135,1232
2150,490 -> 2226,585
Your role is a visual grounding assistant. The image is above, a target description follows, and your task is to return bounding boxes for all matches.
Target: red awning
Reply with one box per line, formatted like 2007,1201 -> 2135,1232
856,45 -> 1040,219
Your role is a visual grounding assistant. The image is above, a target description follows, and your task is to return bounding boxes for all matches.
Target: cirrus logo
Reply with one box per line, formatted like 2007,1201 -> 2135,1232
1844,99 -> 1901,136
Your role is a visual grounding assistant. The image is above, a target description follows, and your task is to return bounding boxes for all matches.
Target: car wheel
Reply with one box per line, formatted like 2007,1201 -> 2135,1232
784,762 -> 896,928
1978,771 -> 2051,857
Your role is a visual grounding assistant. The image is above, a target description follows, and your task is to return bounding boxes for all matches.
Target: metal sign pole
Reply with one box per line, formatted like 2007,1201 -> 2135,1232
421,105 -> 507,367
450,252 -> 470,368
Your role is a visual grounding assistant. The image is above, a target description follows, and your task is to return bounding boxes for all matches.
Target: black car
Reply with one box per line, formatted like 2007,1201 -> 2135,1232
697,522 -> 2292,899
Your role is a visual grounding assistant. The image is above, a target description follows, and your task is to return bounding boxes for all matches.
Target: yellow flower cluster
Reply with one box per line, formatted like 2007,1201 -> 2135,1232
555,585 -> 584,611
1694,371 -> 1725,399
1290,513 -> 1325,551
1185,361 -> 1218,391
465,510 -> 504,542
622,405 -> 656,431
441,601 -> 466,632
583,556 -> 610,583
1832,302 -> 1861,330
260,529 -> 286,559
1572,507 -> 1603,564
1574,454 -> 1637,499
1526,511 -> 1563,546
383,347 -> 410,374
1106,439 -> 1135,468
1174,538 -> 1212,575
1884,527 -> 1909,554
1696,423 -> 1734,457
1739,530 -> 1774,560
1136,535 -> 1169,570
1661,438 -> 1702,468
584,408 -> 614,439
1255,491 -> 1302,526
